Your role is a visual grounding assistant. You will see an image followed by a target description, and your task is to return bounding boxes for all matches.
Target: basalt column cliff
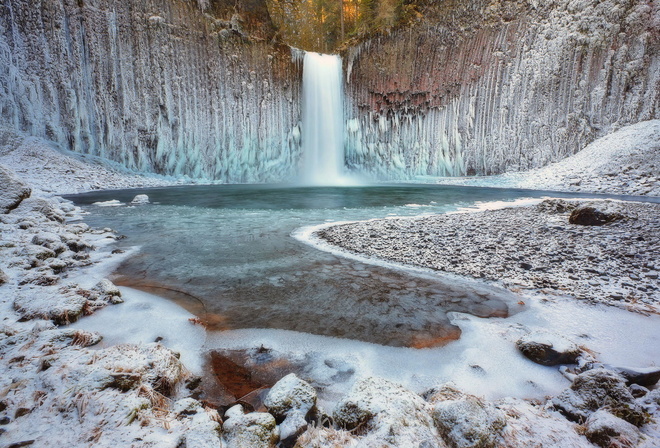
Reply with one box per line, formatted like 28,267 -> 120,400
0,0 -> 302,182
344,0 -> 660,178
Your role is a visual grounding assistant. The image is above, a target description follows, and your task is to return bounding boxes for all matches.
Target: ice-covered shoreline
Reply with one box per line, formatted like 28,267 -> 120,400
314,199 -> 660,314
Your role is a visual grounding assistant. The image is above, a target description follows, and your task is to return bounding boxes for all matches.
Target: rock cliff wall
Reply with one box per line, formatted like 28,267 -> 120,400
344,0 -> 660,178
0,0 -> 302,182
1,0 -> 658,181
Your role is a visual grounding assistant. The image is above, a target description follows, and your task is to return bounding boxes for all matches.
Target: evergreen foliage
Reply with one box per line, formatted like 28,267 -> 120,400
267,0 -> 421,52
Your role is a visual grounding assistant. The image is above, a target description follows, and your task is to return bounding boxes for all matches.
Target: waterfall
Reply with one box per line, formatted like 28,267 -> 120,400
299,52 -> 345,185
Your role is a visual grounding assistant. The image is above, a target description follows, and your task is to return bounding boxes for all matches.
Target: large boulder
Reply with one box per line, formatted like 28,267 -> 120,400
515,331 -> 582,366
551,369 -> 647,426
14,197 -> 65,223
264,373 -> 317,446
333,376 -> 444,447
584,410 -> 640,448
0,165 -> 31,213
569,203 -> 625,226
427,386 -> 507,448
223,404 -> 278,448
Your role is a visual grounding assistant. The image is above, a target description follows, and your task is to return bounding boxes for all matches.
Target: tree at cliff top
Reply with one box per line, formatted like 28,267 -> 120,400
267,0 -> 420,52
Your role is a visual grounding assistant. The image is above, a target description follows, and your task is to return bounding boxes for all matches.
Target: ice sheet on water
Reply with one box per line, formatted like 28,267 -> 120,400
92,199 -> 124,207
71,287 -> 207,374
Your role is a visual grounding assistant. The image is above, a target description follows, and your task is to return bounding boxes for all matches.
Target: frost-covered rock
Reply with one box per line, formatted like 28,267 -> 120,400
584,410 -> 640,448
32,328 -> 103,349
264,373 -> 317,445
14,292 -> 88,325
31,232 -> 68,255
19,243 -> 57,261
14,197 -> 65,223
0,164 -> 31,213
551,369 -> 647,426
93,279 -> 124,304
55,343 -> 187,394
265,373 -> 317,420
333,376 -> 443,447
130,194 -> 150,205
639,389 -> 660,415
173,398 -> 223,448
516,331 -> 582,366
0,268 -> 8,286
568,203 -> 625,226
603,365 -> 660,388
427,386 -> 506,448
496,397 -> 593,448
223,404 -> 278,448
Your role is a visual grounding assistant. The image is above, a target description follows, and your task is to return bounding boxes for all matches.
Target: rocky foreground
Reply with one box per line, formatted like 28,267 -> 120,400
1,163 -> 659,447
318,199 -> 660,314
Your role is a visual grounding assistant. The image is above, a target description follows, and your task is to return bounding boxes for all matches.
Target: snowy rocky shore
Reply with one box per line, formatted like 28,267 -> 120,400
1,169 -> 659,447
0,165 -> 226,446
318,199 -> 660,314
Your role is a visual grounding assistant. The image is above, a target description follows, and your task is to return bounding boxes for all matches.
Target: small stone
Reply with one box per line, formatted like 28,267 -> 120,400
584,410 -> 640,448
14,407 -> 31,418
516,331 -> 582,366
223,405 -> 278,448
628,384 -> 649,398
130,194 -> 150,205
0,269 -> 8,286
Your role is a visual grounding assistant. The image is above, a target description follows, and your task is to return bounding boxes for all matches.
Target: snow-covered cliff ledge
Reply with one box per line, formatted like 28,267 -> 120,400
345,0 -> 660,179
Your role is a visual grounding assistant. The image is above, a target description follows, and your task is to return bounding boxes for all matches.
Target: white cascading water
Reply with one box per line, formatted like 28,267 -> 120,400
299,52 -> 345,185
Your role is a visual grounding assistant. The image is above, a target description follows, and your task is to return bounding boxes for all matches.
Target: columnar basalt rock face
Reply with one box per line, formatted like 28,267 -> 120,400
344,0 -> 660,179
0,0 -> 302,182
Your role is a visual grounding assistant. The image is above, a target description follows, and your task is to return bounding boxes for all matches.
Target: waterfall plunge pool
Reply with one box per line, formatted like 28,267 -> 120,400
64,183 -> 648,347
65,183 -> 660,405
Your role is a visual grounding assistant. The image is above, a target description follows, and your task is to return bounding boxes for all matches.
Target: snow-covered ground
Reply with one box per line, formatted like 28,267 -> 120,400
430,120 -> 660,197
0,128 -> 187,195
